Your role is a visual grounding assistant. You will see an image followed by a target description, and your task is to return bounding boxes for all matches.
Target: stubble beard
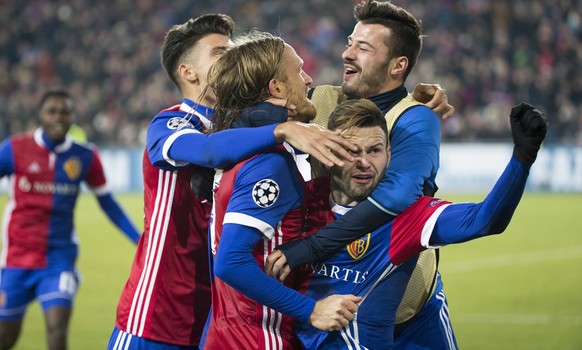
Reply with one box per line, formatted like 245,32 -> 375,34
342,61 -> 390,99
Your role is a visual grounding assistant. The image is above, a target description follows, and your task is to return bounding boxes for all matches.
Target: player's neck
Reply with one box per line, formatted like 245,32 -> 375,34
330,189 -> 358,207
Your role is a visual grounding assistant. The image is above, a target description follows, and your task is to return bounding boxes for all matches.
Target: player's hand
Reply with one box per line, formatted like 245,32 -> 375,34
510,102 -> 548,164
309,294 -> 362,332
266,97 -> 297,117
265,249 -> 291,282
274,122 -> 357,168
412,83 -> 455,120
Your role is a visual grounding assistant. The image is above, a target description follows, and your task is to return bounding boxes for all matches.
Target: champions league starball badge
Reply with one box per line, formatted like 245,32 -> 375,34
166,117 -> 193,130
252,179 -> 280,208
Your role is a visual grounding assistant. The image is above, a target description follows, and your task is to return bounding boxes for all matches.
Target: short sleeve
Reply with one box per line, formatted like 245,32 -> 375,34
224,151 -> 303,240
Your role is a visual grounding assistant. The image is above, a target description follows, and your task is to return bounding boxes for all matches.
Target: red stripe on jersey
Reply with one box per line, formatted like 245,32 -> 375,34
389,196 -> 451,265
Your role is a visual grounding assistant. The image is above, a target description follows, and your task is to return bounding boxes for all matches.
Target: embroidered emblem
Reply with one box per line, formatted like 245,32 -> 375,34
347,233 -> 371,260
63,157 -> 82,180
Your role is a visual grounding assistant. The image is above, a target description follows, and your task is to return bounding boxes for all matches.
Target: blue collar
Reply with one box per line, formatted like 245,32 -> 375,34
367,85 -> 408,114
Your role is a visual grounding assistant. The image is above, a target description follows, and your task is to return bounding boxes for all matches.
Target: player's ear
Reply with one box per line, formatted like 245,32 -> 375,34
386,145 -> 392,166
269,78 -> 286,99
390,56 -> 408,77
178,63 -> 198,84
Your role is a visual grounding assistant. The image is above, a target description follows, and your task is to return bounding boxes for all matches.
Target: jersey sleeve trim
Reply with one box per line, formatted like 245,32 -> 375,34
224,212 -> 275,240
92,184 -> 110,196
420,203 -> 451,249
162,128 -> 202,167
367,196 -> 399,216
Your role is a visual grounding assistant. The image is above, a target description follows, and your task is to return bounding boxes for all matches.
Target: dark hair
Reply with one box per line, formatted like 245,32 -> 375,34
354,0 -> 423,79
38,90 -> 73,109
161,14 -> 234,89
328,98 -> 388,140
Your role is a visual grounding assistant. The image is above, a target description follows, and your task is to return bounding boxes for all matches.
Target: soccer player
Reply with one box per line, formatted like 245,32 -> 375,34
0,90 -> 141,350
268,1 -> 460,347
205,31 -> 363,350
108,14 -> 362,350
289,98 -> 547,349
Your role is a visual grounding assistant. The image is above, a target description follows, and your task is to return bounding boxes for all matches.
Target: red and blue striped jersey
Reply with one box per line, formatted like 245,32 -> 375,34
0,129 -> 107,270
113,99 -> 212,346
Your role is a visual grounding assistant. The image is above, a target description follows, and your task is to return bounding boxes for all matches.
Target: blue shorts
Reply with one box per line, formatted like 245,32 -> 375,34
0,267 -> 80,320
107,327 -> 198,350
394,274 -> 458,350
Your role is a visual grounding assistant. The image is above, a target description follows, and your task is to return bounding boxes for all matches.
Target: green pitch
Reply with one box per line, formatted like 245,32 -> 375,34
0,193 -> 580,349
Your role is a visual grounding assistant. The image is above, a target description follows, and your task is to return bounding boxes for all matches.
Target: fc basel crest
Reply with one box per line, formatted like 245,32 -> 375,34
347,233 -> 371,260
63,157 -> 82,180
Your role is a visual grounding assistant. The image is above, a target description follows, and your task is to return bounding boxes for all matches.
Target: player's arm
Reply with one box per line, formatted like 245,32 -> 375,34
160,104 -> 354,169
0,139 -> 14,178
214,153 -> 359,329
429,103 -> 548,245
275,107 -> 440,268
215,225 -> 360,331
85,147 -> 141,244
95,191 -> 141,244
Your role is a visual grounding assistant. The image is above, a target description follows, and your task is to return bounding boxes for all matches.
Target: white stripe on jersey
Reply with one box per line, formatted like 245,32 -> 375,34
179,102 -> 212,130
420,204 -> 451,249
126,170 -> 177,336
162,128 -> 202,167
261,221 -> 284,349
223,212 -> 275,240
436,290 -> 457,350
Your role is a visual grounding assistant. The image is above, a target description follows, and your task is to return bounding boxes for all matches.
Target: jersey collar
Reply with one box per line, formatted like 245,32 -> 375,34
34,128 -> 73,153
180,98 -> 213,129
329,195 -> 353,216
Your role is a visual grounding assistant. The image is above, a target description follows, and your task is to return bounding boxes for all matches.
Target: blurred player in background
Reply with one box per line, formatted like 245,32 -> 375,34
0,90 -> 141,350
108,14 -> 358,350
279,98 -> 547,349
205,31 -> 361,350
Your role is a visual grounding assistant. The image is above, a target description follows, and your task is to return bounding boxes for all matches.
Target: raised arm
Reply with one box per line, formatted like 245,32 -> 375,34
430,103 -> 547,245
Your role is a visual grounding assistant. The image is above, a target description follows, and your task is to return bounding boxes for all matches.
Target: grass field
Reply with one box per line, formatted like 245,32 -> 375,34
0,192 -> 581,349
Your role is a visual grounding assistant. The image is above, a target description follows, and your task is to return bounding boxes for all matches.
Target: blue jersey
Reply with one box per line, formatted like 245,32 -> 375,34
298,156 -> 531,349
297,192 -> 449,349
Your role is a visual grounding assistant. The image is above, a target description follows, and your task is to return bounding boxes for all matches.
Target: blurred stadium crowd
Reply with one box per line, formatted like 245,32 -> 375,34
1,0 -> 580,145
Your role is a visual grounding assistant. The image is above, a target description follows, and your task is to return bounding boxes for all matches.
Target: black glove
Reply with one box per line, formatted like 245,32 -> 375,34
190,167 -> 215,202
510,102 -> 548,164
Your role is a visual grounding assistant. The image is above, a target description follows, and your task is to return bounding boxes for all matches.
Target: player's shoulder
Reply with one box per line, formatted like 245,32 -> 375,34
309,85 -> 347,128
8,132 -> 34,145
400,196 -> 450,218
238,146 -> 297,180
394,101 -> 440,135
151,106 -> 203,131
69,138 -> 98,154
